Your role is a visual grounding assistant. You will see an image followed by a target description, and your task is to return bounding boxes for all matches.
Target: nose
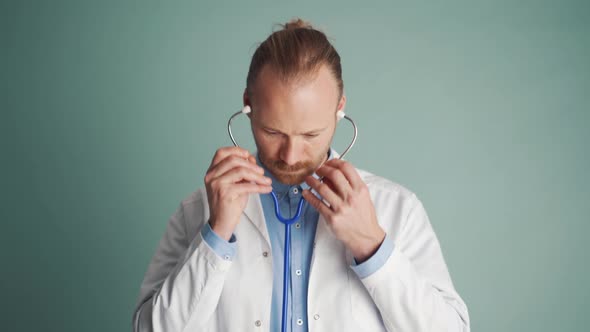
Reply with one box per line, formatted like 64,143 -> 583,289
279,137 -> 302,166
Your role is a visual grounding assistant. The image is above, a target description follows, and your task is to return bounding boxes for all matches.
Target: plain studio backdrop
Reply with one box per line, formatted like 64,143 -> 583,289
2,1 -> 589,331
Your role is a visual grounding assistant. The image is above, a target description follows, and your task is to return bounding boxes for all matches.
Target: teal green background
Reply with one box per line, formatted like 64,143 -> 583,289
2,1 -> 589,331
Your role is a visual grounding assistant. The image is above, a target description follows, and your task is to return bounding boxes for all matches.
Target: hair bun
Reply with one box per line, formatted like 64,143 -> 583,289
282,18 -> 314,30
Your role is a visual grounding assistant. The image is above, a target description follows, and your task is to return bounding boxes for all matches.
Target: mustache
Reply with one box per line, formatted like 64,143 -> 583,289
269,160 -> 314,172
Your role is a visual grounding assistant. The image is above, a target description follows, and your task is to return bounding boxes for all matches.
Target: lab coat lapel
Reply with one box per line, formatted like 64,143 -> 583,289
242,193 -> 271,246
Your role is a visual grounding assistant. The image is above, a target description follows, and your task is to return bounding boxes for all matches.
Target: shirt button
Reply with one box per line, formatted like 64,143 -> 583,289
314,314 -> 320,320
295,223 -> 301,229
292,188 -> 299,194
297,318 -> 303,325
255,320 -> 262,327
295,269 -> 302,276
262,251 -> 269,257
224,255 -> 230,260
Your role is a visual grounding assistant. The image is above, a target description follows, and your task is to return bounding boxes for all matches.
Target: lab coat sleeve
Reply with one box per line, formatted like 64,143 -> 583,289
358,193 -> 470,332
132,191 -> 232,332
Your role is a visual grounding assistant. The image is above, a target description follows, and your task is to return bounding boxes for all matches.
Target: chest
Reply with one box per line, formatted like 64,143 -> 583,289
210,213 -> 385,331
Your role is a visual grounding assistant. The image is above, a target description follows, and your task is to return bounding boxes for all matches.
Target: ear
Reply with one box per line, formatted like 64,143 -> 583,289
243,89 -> 252,118
337,94 -> 347,113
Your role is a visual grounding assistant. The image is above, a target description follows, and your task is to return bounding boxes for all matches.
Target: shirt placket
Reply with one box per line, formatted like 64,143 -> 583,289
287,185 -> 305,331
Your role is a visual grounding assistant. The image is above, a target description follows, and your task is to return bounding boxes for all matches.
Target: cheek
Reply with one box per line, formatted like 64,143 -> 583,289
254,132 -> 280,153
312,133 -> 332,151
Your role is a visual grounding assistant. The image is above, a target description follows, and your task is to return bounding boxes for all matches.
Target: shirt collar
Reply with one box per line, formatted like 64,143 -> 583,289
255,148 -> 336,194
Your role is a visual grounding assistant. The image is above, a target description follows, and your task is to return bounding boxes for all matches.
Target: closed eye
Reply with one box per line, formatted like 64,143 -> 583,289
264,129 -> 281,136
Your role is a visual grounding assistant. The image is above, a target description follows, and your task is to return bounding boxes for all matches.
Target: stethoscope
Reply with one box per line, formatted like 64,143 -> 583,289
227,105 -> 357,332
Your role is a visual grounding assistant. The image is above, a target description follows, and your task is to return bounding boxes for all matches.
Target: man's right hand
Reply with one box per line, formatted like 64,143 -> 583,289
204,147 -> 272,240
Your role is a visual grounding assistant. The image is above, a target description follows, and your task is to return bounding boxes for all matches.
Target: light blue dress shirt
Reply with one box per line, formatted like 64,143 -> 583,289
201,148 -> 394,331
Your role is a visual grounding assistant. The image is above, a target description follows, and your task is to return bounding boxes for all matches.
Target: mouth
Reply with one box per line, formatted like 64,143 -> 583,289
274,167 -> 304,173
272,166 -> 311,175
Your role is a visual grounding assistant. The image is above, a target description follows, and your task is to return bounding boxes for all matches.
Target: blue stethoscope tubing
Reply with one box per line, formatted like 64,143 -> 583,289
269,191 -> 305,332
228,105 -> 357,332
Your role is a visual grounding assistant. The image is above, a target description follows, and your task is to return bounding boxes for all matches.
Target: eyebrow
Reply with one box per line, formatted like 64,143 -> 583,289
263,126 -> 328,135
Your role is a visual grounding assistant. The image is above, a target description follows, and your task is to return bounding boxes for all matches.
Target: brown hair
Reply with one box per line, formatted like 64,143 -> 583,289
246,18 -> 343,102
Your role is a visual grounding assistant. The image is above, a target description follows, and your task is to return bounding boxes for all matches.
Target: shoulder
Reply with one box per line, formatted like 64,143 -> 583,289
356,167 -> 416,200
355,167 -> 423,214
178,187 -> 209,213
354,167 -> 426,233
172,188 -> 210,238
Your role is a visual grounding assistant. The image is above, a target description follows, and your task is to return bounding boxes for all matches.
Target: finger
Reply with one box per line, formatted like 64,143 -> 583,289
217,166 -> 272,186
207,155 -> 264,182
247,155 -> 257,165
325,159 -> 363,190
302,189 -> 333,217
229,182 -> 273,196
315,164 -> 352,198
305,175 -> 342,209
209,146 -> 251,170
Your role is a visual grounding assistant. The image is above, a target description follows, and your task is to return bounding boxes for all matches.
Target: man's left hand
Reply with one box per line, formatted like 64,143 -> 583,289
302,159 -> 386,263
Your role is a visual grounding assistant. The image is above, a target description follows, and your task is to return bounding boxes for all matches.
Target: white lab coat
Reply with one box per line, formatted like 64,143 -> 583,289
132,166 -> 470,332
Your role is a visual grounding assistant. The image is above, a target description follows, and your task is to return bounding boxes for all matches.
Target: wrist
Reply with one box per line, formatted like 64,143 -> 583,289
208,218 -> 234,241
351,229 -> 386,264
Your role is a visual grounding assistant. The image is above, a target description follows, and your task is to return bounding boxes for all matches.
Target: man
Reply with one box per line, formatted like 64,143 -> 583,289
133,18 -> 470,332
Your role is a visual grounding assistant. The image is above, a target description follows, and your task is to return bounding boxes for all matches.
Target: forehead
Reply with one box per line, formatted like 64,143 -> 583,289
251,65 -> 340,121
